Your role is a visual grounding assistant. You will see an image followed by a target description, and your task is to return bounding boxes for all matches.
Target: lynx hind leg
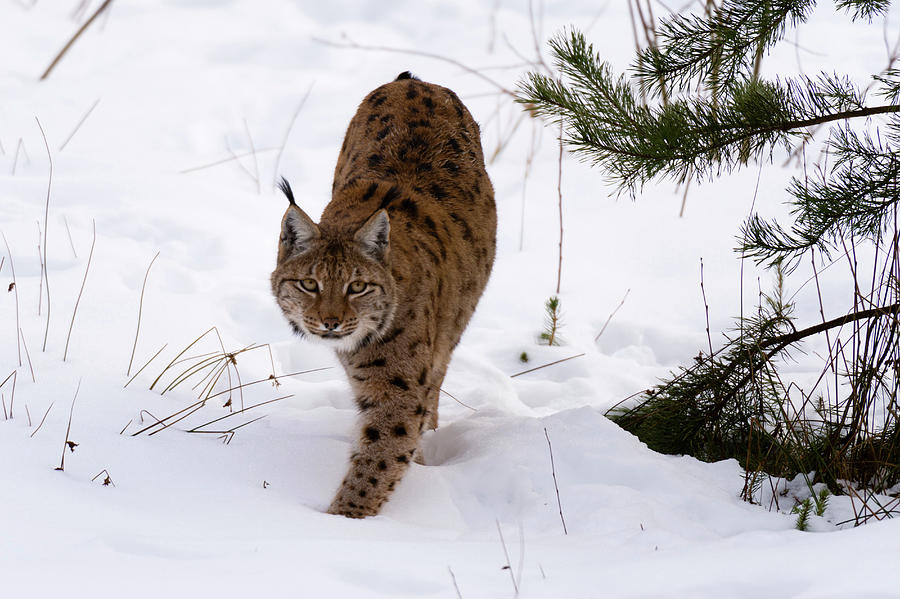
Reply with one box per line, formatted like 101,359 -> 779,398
328,395 -> 427,518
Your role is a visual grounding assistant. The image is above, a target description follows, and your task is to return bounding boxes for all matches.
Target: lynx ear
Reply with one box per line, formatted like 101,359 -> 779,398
279,205 -> 320,261
354,209 -> 390,260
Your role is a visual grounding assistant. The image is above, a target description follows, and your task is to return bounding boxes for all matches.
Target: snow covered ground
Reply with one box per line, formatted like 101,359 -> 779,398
2,1 -> 899,597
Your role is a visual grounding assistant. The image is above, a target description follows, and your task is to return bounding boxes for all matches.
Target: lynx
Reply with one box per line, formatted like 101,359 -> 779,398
271,72 -> 496,518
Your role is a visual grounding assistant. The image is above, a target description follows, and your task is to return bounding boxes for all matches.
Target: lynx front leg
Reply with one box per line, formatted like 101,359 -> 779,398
327,390 -> 427,518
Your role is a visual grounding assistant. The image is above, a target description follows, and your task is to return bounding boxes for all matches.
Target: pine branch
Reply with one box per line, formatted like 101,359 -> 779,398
519,31 -> 898,192
633,0 -> 815,97
835,0 -> 891,21
741,119 -> 900,265
611,301 -> 899,459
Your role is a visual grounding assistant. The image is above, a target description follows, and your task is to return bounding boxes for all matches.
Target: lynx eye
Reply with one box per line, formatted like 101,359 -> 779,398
347,280 -> 367,294
298,278 -> 319,292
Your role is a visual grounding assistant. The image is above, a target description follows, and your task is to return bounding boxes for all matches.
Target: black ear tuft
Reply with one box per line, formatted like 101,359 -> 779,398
395,71 -> 419,81
278,177 -> 297,206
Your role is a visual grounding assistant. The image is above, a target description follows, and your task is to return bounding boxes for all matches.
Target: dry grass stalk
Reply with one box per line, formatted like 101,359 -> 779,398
152,332 -> 282,411
59,98 -> 101,152
30,401 -> 53,438
35,117 -> 52,352
272,82 -> 314,189
510,352 -> 585,378
187,414 -> 268,444
448,566 -> 463,599
187,393 -> 293,433
2,232 -> 22,366
91,469 -> 115,486
439,388 -> 477,412
594,288 -> 630,342
241,118 -> 261,194
159,343 -> 254,397
518,122 -> 540,251
127,251 -> 159,376
63,219 -> 96,361
134,332 -> 274,437
131,398 -> 206,437
63,216 -> 77,258
124,343 -> 167,388
179,146 -> 277,175
0,371 -> 17,420
55,379 -> 81,471
136,357 -> 326,439
19,328 -> 35,382
544,427 -> 568,535
225,137 -> 260,185
203,366 -> 331,401
495,520 -> 519,596
10,138 -> 29,175
149,326 -> 220,390
700,258 -> 714,358
36,220 -> 43,315
555,121 -> 564,294
313,36 -> 516,99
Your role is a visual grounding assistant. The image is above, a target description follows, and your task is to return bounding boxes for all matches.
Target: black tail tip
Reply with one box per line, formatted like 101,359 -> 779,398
395,71 -> 419,81
277,176 -> 297,206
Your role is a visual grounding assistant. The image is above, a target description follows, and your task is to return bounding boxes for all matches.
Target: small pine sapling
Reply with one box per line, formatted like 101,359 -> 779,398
540,296 -> 563,346
792,498 -> 813,531
814,486 -> 830,518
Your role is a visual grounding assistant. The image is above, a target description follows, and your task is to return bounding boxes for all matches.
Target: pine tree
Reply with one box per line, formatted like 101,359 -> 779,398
519,1 -> 900,510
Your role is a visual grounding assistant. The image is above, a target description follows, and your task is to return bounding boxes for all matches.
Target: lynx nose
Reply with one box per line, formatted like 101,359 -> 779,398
322,317 -> 341,331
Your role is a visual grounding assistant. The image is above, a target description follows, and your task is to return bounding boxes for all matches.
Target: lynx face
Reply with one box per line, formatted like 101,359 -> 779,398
271,204 -> 397,353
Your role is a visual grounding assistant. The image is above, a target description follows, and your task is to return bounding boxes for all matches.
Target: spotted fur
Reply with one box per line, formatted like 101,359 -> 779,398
271,73 -> 496,518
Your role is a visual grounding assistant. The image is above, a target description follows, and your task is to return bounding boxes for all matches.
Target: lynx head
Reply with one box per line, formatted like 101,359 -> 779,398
270,178 -> 396,352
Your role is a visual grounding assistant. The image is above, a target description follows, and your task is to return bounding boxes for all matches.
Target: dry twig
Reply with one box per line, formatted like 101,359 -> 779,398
313,35 -> 516,98
510,353 -> 585,378
544,427 -> 568,535
179,147 -> 278,175
10,138 -> 30,175
0,371 -> 17,420
555,122 -> 564,294
35,117 -> 52,352
595,288 -> 630,342
59,98 -> 101,152
272,82 -> 314,189
40,0 -> 114,81
55,380 -> 81,471
448,566 -> 463,599
64,220 -> 96,361
2,232 -> 22,365
495,520 -> 519,596
127,252 -> 159,376
19,328 -> 36,382
63,216 -> 78,258
31,402 -> 53,438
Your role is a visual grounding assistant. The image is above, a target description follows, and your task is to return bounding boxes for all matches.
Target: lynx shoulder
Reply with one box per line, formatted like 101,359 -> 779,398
271,72 -> 496,518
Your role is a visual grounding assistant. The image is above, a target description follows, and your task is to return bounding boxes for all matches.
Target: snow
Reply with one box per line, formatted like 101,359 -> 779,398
1,1 -> 898,597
